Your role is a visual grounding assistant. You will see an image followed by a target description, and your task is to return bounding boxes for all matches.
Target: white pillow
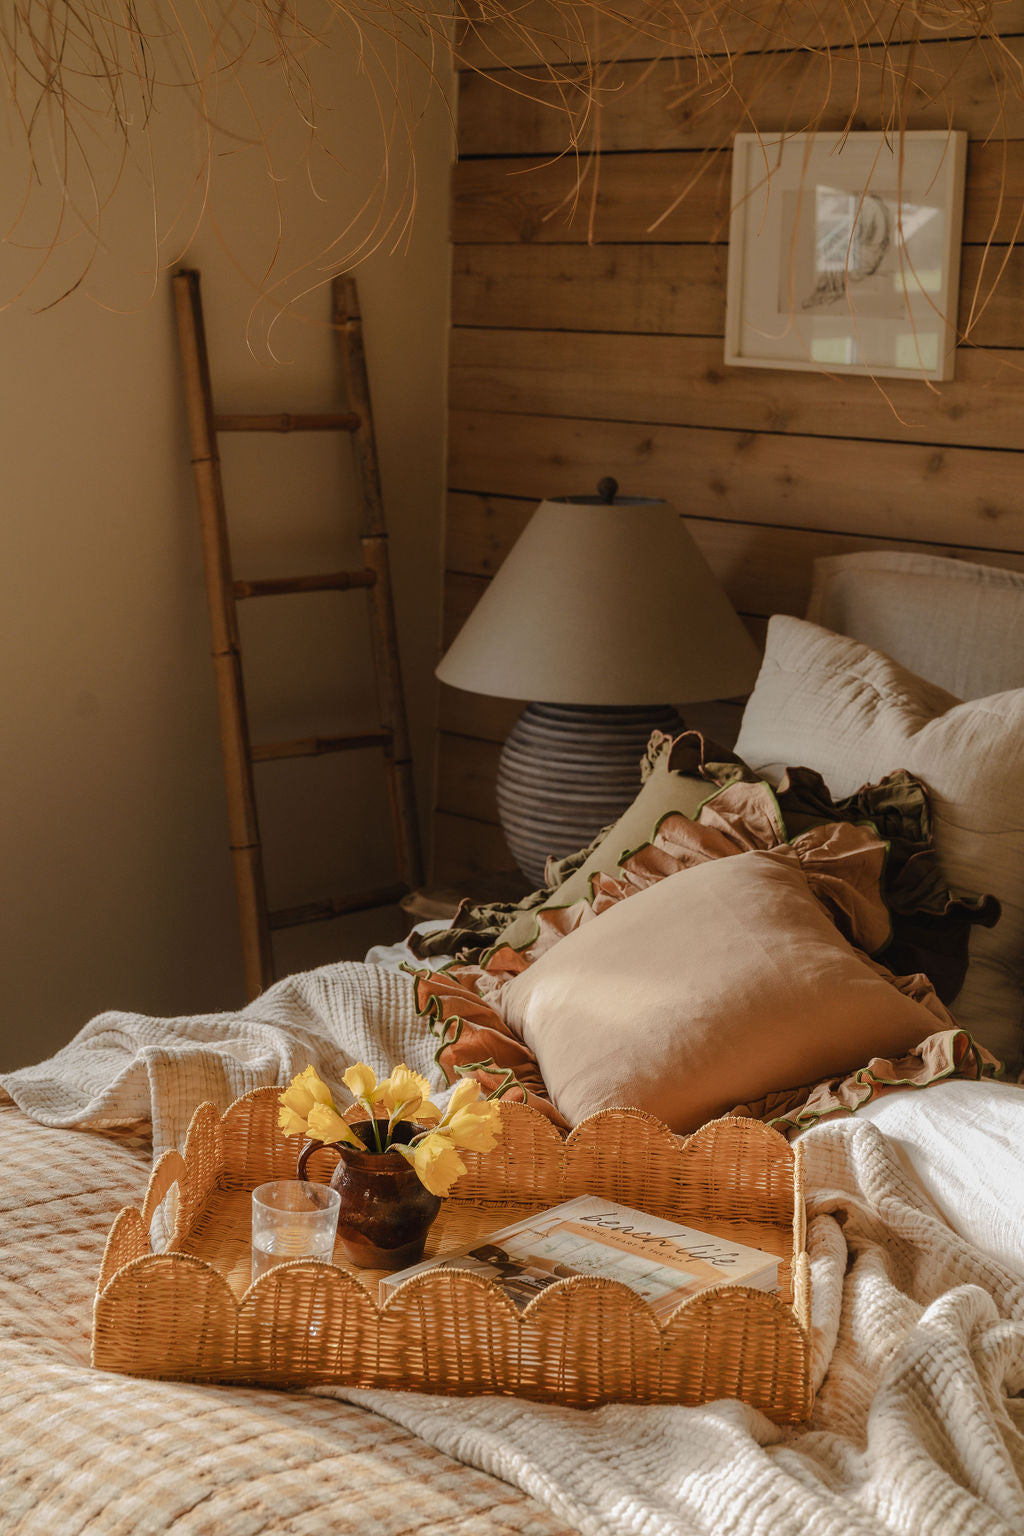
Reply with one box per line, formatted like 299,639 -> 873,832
839,1080 -> 1024,1279
735,615 -> 1024,1070
807,550 -> 1024,702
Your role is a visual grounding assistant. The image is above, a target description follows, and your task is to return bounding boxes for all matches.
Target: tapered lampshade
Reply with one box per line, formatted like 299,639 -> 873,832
436,491 -> 762,885
436,495 -> 760,704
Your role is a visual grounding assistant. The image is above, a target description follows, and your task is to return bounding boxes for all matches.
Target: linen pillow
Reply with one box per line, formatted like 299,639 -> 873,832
734,615 -> 1024,1068
807,550 -> 1024,702
500,850 -> 943,1133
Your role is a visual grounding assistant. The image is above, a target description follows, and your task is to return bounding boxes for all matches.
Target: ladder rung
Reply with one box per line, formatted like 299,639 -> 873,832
233,570 -> 375,600
214,412 -> 360,433
269,884 -> 408,931
251,730 -> 393,763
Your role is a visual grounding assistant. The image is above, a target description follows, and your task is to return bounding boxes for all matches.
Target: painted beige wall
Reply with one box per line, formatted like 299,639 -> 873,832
0,33 -> 453,1069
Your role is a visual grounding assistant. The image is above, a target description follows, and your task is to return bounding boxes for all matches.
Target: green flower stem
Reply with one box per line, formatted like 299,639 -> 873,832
386,1098 -> 417,1136
359,1098 -> 383,1151
408,1127 -> 441,1147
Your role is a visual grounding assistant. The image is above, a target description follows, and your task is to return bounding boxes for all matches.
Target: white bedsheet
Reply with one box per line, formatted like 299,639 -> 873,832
854,1077 -> 1024,1280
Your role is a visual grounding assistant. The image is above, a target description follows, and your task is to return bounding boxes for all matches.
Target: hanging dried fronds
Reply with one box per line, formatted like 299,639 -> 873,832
0,0 -> 1020,311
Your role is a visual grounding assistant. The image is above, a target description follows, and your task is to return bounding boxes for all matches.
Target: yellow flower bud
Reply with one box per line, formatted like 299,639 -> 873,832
307,1101 -> 363,1149
411,1133 -> 466,1197
343,1063 -> 378,1102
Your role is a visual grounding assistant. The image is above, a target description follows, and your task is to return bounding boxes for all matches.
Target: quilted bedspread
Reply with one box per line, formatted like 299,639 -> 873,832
3,959 -> 1024,1535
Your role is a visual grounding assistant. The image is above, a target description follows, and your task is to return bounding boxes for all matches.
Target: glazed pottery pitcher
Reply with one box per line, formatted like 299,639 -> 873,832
297,1119 -> 441,1270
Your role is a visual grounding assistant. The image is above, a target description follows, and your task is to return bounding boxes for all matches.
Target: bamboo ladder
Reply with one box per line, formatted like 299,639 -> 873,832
173,268 -> 423,999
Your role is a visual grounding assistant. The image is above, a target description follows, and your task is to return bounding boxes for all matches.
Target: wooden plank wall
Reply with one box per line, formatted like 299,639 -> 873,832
434,1 -> 1024,883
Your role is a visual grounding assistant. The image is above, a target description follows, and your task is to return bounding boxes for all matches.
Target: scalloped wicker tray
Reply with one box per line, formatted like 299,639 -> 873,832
93,1088 -> 812,1421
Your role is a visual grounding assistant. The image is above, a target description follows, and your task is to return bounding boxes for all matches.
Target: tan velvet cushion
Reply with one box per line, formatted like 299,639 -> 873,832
500,849 -> 945,1132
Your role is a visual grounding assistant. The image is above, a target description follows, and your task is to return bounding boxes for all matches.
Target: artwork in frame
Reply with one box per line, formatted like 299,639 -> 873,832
724,130 -> 967,381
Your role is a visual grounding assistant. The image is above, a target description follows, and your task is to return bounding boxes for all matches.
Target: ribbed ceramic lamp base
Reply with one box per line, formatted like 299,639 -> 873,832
496,702 -> 684,889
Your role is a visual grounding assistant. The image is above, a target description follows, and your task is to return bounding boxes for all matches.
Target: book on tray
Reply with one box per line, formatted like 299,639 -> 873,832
378,1195 -> 780,1317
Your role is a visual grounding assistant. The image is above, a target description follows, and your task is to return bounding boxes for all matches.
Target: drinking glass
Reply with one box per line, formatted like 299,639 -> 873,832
251,1180 -> 341,1284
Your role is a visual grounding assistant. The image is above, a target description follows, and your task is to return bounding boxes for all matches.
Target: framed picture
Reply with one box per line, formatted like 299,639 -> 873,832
724,130 -> 967,380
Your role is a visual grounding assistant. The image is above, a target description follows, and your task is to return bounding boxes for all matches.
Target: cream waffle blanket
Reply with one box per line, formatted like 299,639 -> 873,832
3,959 -> 1024,1536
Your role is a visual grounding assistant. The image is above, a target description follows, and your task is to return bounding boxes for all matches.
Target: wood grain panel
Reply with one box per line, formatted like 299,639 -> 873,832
445,492 -> 534,573
458,38 -> 1024,157
444,571 -> 490,648
448,409 -> 1024,550
452,244 -> 726,332
453,141 -> 1024,247
436,732 -> 503,822
433,809 -> 513,881
440,684 -> 522,741
449,329 -> 1024,451
453,242 -> 1024,346
457,0 -> 1024,68
436,2 -> 1024,885
445,495 -> 1024,609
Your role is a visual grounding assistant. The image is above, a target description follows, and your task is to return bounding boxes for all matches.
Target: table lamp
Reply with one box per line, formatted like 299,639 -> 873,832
436,480 -> 762,885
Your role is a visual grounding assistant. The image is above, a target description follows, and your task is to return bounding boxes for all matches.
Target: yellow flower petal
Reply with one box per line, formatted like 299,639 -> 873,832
343,1063 -> 378,1102
446,1077 -> 484,1116
414,1100 -> 444,1124
279,1065 -> 336,1120
375,1064 -> 432,1115
445,1100 -> 501,1153
277,1103 -> 310,1138
411,1133 -> 466,1197
307,1101 -> 364,1148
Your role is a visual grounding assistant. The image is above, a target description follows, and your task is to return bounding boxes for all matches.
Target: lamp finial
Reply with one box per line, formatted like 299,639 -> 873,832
596,476 -> 618,504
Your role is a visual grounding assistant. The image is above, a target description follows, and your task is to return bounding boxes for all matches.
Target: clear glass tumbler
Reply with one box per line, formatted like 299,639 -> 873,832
251,1180 -> 341,1284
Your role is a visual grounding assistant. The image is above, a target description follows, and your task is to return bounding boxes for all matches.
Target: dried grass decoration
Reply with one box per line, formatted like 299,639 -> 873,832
2,0 -> 1021,315
278,1063 -> 502,1266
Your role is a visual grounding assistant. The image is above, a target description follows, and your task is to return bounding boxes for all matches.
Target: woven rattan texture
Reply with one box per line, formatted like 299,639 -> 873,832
93,1090 -> 812,1420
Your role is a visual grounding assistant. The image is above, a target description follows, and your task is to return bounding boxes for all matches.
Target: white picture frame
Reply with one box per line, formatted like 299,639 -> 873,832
724,129 -> 967,381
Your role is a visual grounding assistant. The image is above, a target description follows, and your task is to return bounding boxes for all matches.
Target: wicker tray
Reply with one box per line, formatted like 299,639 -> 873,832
93,1088 -> 812,1421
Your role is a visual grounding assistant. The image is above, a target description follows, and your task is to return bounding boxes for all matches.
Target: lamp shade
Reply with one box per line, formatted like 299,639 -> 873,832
436,495 -> 761,704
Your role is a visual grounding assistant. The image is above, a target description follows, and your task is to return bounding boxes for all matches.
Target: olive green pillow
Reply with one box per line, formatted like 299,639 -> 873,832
493,733 -> 749,954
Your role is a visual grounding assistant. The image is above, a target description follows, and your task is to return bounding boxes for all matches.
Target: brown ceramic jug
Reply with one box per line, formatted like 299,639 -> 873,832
297,1119 -> 442,1270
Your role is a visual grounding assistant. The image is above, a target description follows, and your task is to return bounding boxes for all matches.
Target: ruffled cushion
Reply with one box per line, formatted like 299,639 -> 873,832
411,732 -> 1001,1134
499,846 -> 954,1133
412,731 -> 997,1010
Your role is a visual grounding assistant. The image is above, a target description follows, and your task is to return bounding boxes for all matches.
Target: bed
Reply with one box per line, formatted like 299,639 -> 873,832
2,550 -> 1024,1536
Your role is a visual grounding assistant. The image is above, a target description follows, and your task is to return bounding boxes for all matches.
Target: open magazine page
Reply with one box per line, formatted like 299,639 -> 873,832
380,1196 -> 780,1318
